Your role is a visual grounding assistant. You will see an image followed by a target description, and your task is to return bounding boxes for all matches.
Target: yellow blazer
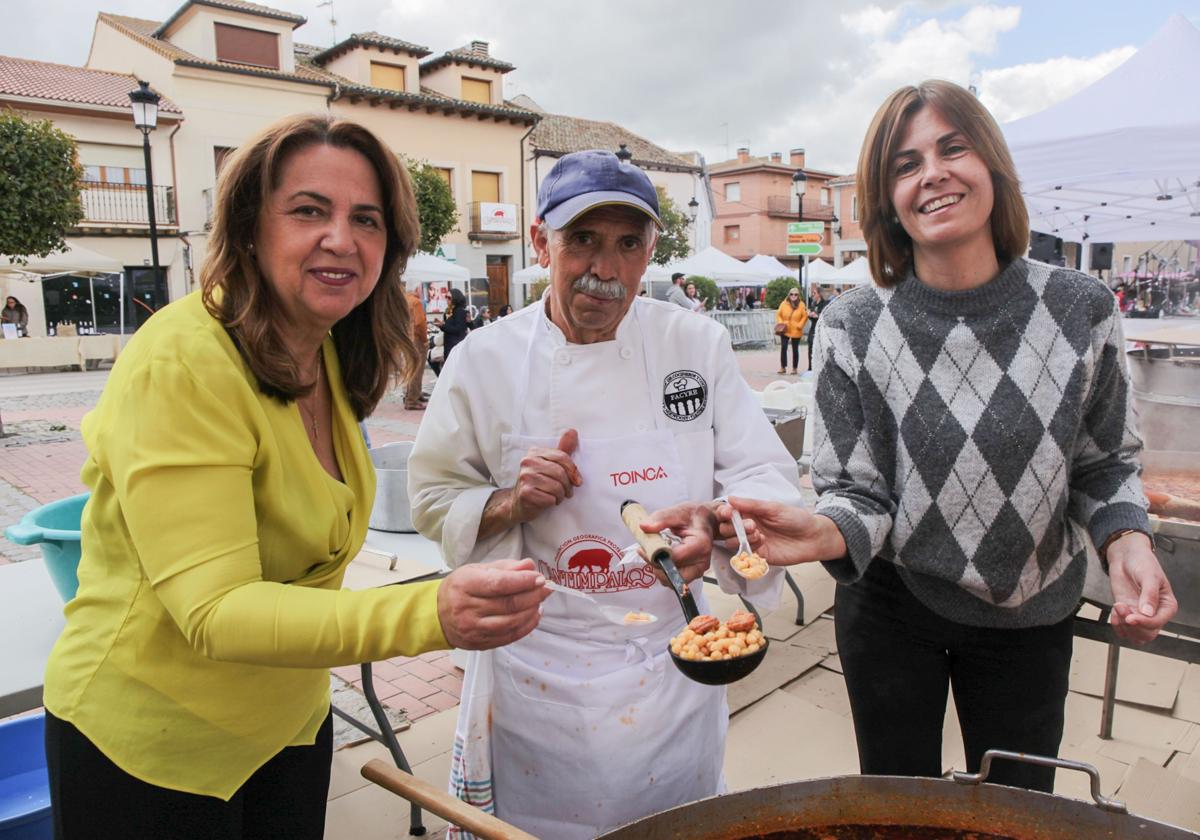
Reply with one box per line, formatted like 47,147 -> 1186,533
43,291 -> 447,799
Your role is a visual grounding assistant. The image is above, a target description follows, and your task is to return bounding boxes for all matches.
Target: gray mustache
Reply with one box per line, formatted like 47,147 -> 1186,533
572,274 -> 626,300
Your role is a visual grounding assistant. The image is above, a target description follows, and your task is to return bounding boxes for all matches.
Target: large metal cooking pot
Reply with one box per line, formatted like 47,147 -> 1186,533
1127,345 -> 1200,452
362,751 -> 1198,840
368,442 -> 416,532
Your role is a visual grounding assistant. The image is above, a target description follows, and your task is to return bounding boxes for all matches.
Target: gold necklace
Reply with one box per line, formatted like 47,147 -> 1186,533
299,349 -> 323,441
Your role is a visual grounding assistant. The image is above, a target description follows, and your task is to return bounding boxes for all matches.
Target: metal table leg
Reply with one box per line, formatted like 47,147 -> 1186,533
1099,642 -> 1120,740
331,662 -> 426,836
784,569 -> 806,626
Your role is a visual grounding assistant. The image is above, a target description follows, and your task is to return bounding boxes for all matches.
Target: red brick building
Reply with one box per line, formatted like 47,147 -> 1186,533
708,147 -> 842,269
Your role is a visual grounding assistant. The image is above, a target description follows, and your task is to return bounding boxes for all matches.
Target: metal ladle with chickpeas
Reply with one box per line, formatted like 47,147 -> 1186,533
620,500 -> 770,686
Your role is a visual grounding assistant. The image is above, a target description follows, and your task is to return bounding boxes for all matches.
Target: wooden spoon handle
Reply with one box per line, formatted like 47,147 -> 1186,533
620,500 -> 673,564
361,760 -> 538,840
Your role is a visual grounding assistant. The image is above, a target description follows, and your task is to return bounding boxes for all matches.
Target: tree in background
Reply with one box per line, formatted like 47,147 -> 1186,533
652,186 -> 691,266
402,157 -> 458,254
0,112 -> 83,265
686,275 -> 720,310
764,276 -> 801,311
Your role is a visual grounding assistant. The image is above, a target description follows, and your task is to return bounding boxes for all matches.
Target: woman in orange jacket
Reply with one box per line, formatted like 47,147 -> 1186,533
776,286 -> 808,374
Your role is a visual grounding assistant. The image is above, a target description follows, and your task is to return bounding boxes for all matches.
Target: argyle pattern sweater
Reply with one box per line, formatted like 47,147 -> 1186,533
812,258 -> 1149,628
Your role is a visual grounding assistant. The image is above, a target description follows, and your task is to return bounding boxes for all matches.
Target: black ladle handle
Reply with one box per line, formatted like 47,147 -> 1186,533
620,500 -> 700,622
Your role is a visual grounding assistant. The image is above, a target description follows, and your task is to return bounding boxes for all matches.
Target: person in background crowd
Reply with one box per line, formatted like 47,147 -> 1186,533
470,306 -> 491,330
716,79 -> 1176,794
806,285 -> 829,372
775,286 -> 808,374
685,281 -> 705,312
404,284 -> 428,411
2,295 -> 29,336
40,113 -> 548,840
497,304 -> 513,317
667,271 -> 691,308
437,288 -> 470,362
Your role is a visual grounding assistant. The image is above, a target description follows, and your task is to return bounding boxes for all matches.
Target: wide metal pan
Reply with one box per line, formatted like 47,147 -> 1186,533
362,751 -> 1199,840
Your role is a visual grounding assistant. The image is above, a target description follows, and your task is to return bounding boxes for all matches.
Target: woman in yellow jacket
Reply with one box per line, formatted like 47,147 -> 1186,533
776,286 -> 809,374
42,114 -> 550,840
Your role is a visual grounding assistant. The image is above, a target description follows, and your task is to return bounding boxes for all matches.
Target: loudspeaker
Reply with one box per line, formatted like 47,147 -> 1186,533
1029,231 -> 1063,264
1090,242 -> 1113,270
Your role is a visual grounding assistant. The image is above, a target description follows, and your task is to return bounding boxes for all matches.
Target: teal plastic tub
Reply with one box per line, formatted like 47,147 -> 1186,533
4,493 -> 89,603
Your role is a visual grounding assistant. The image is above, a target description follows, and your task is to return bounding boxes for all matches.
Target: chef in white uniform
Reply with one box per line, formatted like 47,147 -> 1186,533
408,150 -> 803,839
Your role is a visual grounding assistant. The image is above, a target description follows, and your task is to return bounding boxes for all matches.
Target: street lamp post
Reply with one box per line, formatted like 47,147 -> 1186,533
687,196 -> 699,253
792,168 -> 808,294
128,80 -> 161,333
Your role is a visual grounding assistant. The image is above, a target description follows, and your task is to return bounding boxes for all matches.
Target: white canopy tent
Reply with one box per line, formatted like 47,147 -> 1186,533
745,254 -> 797,279
11,244 -> 124,276
513,263 -> 549,287
1003,15 -> 1200,254
665,246 -> 776,287
4,244 -> 126,335
402,252 -> 470,314
831,257 -> 874,286
805,259 -> 838,281
403,252 -> 470,287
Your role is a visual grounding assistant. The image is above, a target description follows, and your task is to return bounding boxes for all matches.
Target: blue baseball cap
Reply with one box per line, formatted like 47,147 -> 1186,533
536,150 -> 662,230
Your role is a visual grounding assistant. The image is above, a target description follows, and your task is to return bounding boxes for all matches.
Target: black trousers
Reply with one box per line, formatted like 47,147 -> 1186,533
780,335 -> 801,369
806,319 -> 818,371
834,560 -> 1074,792
45,711 -> 333,840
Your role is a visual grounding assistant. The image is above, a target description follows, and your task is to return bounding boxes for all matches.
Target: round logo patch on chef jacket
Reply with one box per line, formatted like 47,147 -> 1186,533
547,534 -> 657,593
662,370 -> 707,422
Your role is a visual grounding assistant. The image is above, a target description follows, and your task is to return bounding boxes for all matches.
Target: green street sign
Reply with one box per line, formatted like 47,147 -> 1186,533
787,220 -> 824,255
787,243 -> 823,256
787,222 -> 824,235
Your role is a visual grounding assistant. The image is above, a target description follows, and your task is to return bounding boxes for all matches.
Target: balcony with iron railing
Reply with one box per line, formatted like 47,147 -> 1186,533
765,195 -> 836,221
79,181 -> 177,228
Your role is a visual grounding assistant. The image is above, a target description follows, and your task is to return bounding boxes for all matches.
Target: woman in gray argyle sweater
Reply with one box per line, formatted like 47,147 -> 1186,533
718,80 -> 1176,792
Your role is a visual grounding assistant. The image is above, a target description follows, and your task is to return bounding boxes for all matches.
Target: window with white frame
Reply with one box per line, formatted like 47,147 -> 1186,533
851,195 -> 859,222
725,182 -> 741,203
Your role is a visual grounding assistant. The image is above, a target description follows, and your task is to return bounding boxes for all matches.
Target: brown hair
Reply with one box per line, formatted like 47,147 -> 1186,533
856,79 -> 1029,287
200,113 -> 420,419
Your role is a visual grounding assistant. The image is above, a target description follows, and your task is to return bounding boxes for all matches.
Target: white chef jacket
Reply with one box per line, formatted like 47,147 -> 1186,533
408,293 -> 804,589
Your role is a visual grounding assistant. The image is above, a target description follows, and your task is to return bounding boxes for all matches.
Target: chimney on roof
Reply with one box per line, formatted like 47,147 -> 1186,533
470,40 -> 489,56
789,147 -> 806,167
770,152 -> 782,163
736,147 -> 750,163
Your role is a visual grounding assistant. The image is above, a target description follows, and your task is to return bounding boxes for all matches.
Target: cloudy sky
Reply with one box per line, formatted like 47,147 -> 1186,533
3,0 -> 1198,173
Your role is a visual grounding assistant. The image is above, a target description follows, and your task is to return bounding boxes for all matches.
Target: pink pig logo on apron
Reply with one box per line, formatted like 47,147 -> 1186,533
544,534 -> 657,592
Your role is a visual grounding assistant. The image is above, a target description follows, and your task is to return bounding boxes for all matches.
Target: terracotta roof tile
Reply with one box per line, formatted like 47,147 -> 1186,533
340,82 -> 539,124
530,113 -> 698,172
421,43 -> 514,74
154,0 -> 305,36
310,31 -> 431,64
0,54 -> 183,114
101,13 -> 336,88
709,154 -> 840,179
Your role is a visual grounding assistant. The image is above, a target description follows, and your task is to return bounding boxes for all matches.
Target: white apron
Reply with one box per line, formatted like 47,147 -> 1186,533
447,305 -> 726,840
